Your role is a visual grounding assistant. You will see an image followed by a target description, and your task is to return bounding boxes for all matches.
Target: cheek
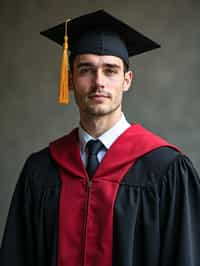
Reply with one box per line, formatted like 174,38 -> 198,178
109,75 -> 124,86
109,78 -> 124,94
74,76 -> 92,93
73,79 -> 90,105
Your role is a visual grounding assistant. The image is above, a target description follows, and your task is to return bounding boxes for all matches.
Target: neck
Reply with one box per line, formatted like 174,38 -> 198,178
80,111 -> 122,138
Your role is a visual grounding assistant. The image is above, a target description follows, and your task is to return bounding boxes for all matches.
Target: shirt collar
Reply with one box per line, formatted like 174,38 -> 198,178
78,113 -> 130,153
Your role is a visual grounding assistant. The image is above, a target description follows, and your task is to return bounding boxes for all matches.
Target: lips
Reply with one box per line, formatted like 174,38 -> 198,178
88,93 -> 111,99
90,95 -> 108,99
88,95 -> 110,104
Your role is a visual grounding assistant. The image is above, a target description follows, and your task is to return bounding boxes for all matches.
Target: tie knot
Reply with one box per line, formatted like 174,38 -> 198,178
87,139 -> 103,155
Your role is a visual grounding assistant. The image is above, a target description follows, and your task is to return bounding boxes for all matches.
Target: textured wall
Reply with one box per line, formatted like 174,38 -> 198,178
0,0 -> 199,241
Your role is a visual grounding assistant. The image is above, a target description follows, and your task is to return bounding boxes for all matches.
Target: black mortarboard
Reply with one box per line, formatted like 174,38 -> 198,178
40,10 -> 160,104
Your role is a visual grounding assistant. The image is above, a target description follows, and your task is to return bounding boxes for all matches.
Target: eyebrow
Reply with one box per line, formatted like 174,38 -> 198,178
77,62 -> 94,69
77,62 -> 121,69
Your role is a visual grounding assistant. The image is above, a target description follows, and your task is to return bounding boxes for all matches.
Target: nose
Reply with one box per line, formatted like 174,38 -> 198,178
94,69 -> 105,89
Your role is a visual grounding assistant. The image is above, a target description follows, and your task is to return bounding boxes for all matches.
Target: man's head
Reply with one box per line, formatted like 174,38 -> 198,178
70,53 -> 133,119
66,26 -> 133,119
40,10 -> 160,110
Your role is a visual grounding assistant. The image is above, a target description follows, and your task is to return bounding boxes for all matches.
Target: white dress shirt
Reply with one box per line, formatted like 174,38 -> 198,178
78,113 -> 131,166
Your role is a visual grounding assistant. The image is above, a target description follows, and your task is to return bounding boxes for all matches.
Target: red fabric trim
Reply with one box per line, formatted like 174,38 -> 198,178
50,124 -> 179,266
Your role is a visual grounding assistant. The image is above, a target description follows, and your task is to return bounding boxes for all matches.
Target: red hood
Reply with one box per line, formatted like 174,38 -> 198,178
49,124 -> 180,183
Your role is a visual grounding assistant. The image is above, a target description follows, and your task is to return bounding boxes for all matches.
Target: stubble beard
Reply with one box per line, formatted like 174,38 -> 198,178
73,84 -> 123,119
82,102 -> 121,118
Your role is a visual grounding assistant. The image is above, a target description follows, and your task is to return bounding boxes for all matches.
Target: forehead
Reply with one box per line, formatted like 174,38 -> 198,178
73,54 -> 124,67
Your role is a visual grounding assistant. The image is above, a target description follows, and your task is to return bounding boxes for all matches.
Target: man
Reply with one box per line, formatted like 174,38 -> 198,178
1,10 -> 200,266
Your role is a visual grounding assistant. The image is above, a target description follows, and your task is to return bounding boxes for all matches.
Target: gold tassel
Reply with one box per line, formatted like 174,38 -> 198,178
58,20 -> 70,104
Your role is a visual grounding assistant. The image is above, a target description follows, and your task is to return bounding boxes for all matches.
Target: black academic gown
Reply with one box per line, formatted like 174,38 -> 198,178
0,125 -> 200,266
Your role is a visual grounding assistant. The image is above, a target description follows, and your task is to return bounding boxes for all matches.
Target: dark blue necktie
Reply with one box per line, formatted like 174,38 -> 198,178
86,139 -> 103,179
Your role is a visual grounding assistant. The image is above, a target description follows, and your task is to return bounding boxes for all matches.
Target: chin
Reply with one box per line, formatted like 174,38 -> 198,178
85,106 -> 118,117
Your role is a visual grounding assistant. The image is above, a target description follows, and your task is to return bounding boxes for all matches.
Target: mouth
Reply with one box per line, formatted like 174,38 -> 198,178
88,94 -> 110,104
88,93 -> 111,100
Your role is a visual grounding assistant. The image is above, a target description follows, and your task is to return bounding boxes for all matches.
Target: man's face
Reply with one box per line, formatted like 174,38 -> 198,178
71,54 -> 133,119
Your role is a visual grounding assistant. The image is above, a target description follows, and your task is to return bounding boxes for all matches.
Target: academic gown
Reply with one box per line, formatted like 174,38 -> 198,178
1,124 -> 200,266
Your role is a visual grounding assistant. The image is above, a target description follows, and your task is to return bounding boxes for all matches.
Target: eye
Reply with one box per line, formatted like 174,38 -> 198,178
79,67 -> 90,74
104,68 -> 118,75
78,66 -> 95,75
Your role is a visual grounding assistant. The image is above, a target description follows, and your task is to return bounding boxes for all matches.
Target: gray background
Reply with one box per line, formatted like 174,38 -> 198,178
0,0 -> 199,242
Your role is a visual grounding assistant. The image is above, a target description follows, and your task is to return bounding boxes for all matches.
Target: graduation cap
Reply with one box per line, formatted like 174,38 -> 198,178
40,10 -> 160,104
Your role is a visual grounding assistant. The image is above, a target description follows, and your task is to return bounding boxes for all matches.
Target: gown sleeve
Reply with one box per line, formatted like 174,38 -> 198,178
0,157 -> 35,266
159,154 -> 200,266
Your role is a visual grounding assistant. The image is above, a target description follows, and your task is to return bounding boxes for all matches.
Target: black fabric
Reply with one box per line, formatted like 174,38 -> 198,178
113,147 -> 200,266
40,10 -> 160,63
86,139 -> 103,179
0,148 -> 60,266
69,30 -> 130,68
1,147 -> 200,266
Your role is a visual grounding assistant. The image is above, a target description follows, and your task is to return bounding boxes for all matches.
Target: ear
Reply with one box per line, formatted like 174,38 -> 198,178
123,70 -> 134,92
